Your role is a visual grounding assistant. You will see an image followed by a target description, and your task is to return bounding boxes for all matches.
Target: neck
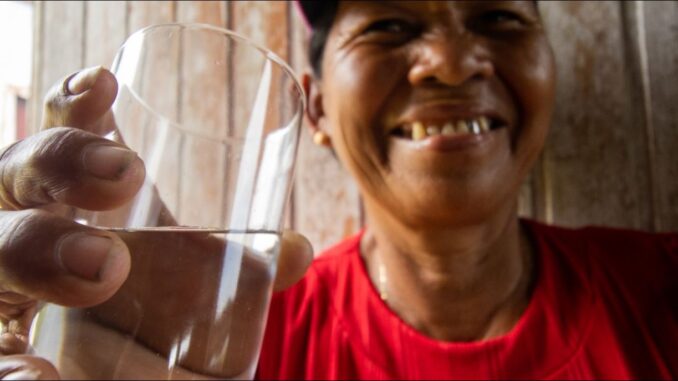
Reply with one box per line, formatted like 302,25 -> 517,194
361,204 -> 535,342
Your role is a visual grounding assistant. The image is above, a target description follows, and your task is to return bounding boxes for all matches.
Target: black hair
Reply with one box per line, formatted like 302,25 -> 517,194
307,1 -> 338,78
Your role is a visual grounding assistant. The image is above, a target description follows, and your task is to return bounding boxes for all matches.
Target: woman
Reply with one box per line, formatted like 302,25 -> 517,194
260,1 -> 676,378
0,1 -> 674,379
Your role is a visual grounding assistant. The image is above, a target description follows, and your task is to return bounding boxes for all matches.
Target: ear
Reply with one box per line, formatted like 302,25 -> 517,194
302,72 -> 331,147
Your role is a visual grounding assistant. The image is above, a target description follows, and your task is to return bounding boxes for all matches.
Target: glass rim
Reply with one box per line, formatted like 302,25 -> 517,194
113,21 -> 306,113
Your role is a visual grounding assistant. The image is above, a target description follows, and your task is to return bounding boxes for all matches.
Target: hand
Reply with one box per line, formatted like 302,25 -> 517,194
0,67 -> 314,379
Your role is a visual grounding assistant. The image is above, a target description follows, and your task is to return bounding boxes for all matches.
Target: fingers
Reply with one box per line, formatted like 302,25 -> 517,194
0,127 -> 144,211
273,230 -> 314,291
42,66 -> 118,135
0,209 -> 130,308
0,355 -> 59,380
0,333 -> 29,356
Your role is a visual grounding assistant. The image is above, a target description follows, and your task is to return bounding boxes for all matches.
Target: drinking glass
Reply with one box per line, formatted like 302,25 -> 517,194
29,23 -> 303,380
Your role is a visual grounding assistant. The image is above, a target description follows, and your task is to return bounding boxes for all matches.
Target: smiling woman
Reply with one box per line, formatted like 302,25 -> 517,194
25,0 -> 678,252
308,0 -> 554,232
256,1 -> 677,379
3,0 -> 678,380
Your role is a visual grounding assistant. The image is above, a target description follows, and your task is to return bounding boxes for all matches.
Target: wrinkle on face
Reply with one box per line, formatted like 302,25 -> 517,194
316,0 -> 556,228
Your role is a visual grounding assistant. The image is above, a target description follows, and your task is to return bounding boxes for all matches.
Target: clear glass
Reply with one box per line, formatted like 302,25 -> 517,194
29,23 -> 304,380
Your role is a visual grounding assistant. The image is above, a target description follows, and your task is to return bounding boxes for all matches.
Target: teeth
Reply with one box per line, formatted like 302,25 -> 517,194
456,120 -> 470,134
412,121 -> 426,141
469,119 -> 481,134
478,116 -> 490,132
401,117 -> 494,140
441,123 -> 455,136
426,126 -> 440,136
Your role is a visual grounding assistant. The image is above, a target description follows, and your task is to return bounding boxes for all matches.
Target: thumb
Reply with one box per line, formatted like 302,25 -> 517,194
273,230 -> 314,291
42,66 -> 118,135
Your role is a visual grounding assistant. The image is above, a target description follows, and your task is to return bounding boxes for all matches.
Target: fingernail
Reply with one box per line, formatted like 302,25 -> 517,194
66,66 -> 104,95
82,144 -> 136,180
57,233 -> 114,281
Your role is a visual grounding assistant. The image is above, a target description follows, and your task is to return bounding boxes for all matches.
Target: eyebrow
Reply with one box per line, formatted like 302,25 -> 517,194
371,1 -> 538,15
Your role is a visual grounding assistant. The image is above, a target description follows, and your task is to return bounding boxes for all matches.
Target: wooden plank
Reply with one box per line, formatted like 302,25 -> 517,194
642,1 -> 678,231
231,1 -> 288,58
223,2 -> 290,231
287,3 -> 363,252
127,1 -> 175,34
83,1 -> 127,68
124,2 -> 181,218
175,1 -> 227,27
537,1 -> 653,230
175,1 -> 229,227
28,1 -> 44,134
230,1 -> 289,139
36,1 -> 84,129
175,1 -> 228,139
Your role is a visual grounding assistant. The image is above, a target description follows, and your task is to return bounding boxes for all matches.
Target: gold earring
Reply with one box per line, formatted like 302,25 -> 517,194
313,131 -> 331,146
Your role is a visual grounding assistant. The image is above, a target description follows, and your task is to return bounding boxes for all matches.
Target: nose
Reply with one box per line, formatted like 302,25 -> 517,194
408,30 -> 495,86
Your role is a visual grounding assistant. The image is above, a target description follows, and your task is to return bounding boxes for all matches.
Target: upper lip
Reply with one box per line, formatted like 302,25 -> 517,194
388,102 -> 511,133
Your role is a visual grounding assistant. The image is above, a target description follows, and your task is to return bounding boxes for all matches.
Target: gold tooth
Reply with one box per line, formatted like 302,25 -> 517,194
478,116 -> 490,132
441,123 -> 455,136
409,118 -> 490,139
412,122 -> 426,141
456,120 -> 470,134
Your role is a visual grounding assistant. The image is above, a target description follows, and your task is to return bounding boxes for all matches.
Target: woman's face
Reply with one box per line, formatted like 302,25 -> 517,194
313,0 -> 556,227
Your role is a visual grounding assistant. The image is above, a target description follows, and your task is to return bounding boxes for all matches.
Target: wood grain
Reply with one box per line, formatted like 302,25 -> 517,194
225,2 -> 290,231
175,1 -> 227,27
231,1 -> 288,58
642,1 -> 678,231
175,1 -> 229,226
28,1 -> 43,134
127,1 -> 175,34
230,0 -> 289,138
538,1 -> 653,230
83,1 -> 127,68
35,1 -> 84,129
125,2 -> 180,216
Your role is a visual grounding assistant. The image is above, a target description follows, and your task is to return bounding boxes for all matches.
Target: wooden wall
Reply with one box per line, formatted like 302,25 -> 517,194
29,1 -> 678,253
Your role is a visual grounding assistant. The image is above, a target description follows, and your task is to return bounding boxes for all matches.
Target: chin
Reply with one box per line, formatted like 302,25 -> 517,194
395,190 -> 518,229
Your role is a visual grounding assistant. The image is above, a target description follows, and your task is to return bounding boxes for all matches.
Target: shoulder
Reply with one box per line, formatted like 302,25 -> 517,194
525,219 -> 677,308
525,219 -> 677,268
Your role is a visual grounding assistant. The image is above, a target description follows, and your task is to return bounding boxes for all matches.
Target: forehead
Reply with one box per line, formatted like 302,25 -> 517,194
333,0 -> 537,19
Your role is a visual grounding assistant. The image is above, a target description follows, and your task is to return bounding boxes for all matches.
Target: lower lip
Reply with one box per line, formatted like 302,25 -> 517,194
394,131 -> 496,152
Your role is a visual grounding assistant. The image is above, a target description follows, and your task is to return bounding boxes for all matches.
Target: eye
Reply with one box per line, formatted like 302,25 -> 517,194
475,9 -> 528,30
363,18 -> 420,36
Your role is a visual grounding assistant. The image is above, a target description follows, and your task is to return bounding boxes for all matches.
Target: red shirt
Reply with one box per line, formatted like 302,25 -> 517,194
257,220 -> 677,379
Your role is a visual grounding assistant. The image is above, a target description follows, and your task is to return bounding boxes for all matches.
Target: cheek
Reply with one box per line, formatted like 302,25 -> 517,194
498,37 -> 556,161
324,50 -> 408,165
329,49 -> 407,123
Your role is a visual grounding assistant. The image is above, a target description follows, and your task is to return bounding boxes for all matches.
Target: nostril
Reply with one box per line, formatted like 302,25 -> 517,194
421,76 -> 439,84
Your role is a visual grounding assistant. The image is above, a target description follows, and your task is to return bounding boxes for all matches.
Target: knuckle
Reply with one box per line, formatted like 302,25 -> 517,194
0,210 -> 55,273
0,142 -> 25,209
42,74 -> 76,129
42,84 -> 65,113
32,127 -> 86,161
0,129 -> 87,208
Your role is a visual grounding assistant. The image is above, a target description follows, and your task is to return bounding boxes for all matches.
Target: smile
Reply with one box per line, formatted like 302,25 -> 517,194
391,116 -> 506,141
